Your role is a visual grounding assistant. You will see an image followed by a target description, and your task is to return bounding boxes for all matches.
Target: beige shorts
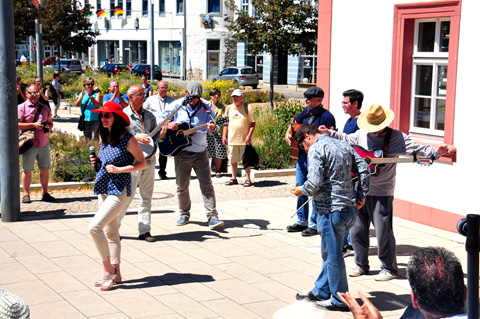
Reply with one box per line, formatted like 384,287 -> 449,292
228,145 -> 246,164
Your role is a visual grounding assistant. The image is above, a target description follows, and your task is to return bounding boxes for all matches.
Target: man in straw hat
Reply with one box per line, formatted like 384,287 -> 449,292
320,104 -> 455,281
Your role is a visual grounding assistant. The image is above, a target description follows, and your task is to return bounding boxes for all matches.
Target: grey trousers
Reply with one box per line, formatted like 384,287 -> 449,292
351,195 -> 398,275
174,150 -> 218,220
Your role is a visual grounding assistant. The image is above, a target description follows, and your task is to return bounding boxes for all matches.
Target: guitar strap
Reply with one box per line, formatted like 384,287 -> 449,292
374,127 -> 393,176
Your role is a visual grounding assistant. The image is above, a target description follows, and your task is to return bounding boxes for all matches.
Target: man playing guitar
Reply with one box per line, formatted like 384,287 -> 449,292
284,86 -> 336,236
117,85 -> 158,242
157,81 -> 224,230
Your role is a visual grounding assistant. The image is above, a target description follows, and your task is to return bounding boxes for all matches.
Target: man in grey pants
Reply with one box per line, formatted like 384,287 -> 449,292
157,81 -> 224,229
321,104 -> 455,281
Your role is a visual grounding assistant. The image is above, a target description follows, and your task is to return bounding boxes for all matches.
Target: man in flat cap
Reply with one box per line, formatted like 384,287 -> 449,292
284,86 -> 336,237
157,81 -> 224,230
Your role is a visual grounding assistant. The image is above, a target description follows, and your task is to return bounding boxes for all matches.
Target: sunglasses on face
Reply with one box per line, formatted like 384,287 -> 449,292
27,91 -> 40,95
85,83 -> 94,86
101,113 -> 112,119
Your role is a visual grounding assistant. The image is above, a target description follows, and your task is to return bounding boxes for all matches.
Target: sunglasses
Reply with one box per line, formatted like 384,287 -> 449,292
85,83 -> 94,86
101,113 -> 112,119
27,91 -> 40,95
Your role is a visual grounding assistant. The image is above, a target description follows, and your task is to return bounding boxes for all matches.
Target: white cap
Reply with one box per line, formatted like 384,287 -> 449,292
231,89 -> 243,97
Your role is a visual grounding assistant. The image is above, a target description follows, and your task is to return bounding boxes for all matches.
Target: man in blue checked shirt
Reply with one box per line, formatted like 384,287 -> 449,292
158,81 -> 224,230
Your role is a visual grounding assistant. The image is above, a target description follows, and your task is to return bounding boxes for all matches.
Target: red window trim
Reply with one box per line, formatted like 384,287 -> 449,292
390,0 -> 461,162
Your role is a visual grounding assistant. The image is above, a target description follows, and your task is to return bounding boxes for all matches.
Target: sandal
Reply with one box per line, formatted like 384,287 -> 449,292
98,268 -> 118,291
225,179 -> 238,185
94,277 -> 122,287
243,180 -> 253,187
216,172 -> 221,178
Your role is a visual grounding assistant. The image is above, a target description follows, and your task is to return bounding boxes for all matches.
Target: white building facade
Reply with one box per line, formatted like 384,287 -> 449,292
319,0 -> 476,232
82,0 -> 235,80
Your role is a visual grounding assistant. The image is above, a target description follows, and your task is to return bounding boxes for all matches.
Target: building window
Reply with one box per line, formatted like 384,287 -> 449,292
241,0 -> 248,12
117,0 -> 123,16
391,1 -> 460,158
177,0 -> 184,14
159,0 -> 165,14
110,0 -> 115,16
410,19 -> 449,136
208,0 -> 220,13
96,0 -> 101,10
207,39 -> 220,79
159,41 -> 181,76
126,0 -> 131,16
142,0 -> 148,16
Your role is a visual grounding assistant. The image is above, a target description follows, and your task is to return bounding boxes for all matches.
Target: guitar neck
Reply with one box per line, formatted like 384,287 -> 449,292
148,101 -> 184,137
368,157 -> 414,164
183,123 -> 209,136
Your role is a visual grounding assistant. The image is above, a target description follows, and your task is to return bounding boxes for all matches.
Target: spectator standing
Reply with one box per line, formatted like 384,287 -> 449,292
75,77 -> 102,140
141,75 -> 153,101
16,75 -> 26,104
34,76 -> 50,109
207,88 -> 227,178
222,89 -> 256,187
18,84 -> 55,203
51,73 -> 62,118
88,102 -> 146,291
144,81 -> 175,180
103,80 -> 129,108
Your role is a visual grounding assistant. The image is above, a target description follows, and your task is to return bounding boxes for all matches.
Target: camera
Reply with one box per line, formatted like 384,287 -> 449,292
41,121 -> 49,133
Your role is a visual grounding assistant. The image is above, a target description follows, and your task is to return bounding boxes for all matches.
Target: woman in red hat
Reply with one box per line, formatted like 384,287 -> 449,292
88,101 -> 146,291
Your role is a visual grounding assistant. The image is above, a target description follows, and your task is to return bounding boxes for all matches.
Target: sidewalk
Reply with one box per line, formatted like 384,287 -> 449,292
1,106 -> 468,318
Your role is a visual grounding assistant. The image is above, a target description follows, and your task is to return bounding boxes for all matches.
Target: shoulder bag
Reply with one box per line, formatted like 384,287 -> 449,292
19,104 -> 43,155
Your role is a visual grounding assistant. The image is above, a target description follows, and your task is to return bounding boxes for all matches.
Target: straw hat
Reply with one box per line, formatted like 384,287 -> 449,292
91,101 -> 130,126
0,289 -> 30,319
357,104 -> 394,132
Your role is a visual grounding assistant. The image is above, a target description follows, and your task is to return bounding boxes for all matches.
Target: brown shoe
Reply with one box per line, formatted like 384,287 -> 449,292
225,179 -> 238,185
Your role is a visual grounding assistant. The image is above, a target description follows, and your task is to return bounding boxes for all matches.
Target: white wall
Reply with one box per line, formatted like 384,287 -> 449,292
329,0 -> 480,216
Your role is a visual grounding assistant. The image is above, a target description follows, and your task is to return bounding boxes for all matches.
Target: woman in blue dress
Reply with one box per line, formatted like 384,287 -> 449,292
88,101 -> 146,291
75,77 -> 102,140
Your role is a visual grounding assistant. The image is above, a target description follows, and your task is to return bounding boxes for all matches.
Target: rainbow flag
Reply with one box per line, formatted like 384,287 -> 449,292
114,7 -> 124,16
97,9 -> 108,17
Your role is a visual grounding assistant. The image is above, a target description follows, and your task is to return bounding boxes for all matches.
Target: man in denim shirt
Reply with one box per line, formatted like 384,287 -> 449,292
292,124 -> 370,311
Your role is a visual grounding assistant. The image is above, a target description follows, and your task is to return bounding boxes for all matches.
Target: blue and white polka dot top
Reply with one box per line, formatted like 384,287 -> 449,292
94,133 -> 135,196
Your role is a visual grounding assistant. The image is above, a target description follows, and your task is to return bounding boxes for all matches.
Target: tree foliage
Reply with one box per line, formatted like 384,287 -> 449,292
13,0 -> 98,54
224,0 -> 318,108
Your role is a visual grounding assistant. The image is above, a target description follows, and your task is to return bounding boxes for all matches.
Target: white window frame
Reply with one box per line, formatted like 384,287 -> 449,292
409,18 -> 449,137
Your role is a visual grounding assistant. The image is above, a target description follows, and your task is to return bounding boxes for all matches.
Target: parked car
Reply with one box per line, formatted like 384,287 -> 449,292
213,66 -> 259,89
49,59 -> 82,74
98,63 -> 130,76
130,64 -> 162,80
42,56 -> 65,66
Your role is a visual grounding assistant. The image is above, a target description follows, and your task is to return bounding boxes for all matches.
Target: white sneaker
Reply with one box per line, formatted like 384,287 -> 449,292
375,270 -> 397,281
349,265 -> 367,277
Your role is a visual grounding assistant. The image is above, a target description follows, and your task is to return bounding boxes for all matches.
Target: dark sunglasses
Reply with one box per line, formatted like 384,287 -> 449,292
101,113 -> 112,119
85,83 -> 94,86
27,91 -> 40,95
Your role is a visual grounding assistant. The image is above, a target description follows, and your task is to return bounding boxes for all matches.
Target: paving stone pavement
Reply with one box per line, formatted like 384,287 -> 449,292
1,105 -> 470,318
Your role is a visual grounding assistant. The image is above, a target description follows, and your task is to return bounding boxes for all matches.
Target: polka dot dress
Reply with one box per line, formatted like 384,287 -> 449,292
94,133 -> 135,196
206,133 -> 227,159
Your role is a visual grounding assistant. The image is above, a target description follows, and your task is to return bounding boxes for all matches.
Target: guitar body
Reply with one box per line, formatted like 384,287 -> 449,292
352,145 -> 384,176
158,122 -> 193,156
290,122 -> 302,159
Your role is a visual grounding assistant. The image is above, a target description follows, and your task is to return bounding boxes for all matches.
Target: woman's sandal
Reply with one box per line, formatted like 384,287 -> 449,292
94,277 -> 122,287
97,268 -> 118,291
225,179 -> 238,185
243,180 -> 253,187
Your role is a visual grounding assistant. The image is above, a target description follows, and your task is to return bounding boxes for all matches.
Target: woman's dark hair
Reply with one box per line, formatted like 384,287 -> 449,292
209,88 -> 221,97
97,112 -> 128,147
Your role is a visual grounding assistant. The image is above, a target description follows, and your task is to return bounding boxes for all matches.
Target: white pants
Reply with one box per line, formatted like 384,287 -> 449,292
88,189 -> 128,264
118,157 -> 156,235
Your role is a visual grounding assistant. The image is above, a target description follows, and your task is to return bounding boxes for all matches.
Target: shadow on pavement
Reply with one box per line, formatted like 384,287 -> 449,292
122,230 -> 227,242
118,273 -> 214,289
251,180 -> 287,188
367,291 -> 411,312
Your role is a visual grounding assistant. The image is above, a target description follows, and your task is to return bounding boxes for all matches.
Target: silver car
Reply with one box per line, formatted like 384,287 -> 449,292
213,66 -> 259,89
50,59 -> 83,74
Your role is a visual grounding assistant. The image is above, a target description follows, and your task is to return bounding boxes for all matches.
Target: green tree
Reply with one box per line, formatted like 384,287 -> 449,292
14,0 -> 98,69
225,0 -> 318,109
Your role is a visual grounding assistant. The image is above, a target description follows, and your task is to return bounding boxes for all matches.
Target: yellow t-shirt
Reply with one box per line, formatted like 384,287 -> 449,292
225,103 -> 256,145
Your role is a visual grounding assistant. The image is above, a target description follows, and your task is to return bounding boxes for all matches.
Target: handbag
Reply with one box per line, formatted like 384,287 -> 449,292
18,104 -> 43,155
242,143 -> 259,168
77,95 -> 89,131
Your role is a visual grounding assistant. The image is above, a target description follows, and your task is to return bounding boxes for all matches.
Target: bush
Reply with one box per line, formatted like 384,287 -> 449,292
48,130 -> 99,182
252,100 -> 304,169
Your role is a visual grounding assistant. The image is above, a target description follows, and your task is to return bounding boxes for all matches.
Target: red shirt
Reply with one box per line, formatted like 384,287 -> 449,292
18,100 -> 51,147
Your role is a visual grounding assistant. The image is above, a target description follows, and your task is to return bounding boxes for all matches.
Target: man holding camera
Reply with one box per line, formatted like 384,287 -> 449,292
18,84 -> 55,204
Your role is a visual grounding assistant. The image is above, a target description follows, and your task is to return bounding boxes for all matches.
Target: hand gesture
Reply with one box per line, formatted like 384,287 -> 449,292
337,291 -> 384,319
291,186 -> 303,197
135,134 -> 151,144
207,120 -> 216,133
33,122 -> 44,131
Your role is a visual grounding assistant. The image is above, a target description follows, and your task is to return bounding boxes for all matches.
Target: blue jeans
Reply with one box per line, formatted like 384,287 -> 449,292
311,207 -> 357,306
296,153 -> 317,228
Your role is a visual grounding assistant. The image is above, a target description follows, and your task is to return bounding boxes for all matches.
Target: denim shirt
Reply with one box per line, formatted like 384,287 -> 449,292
300,134 -> 370,214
